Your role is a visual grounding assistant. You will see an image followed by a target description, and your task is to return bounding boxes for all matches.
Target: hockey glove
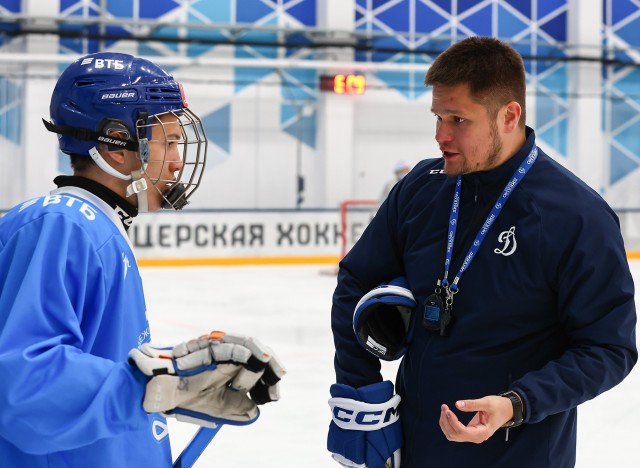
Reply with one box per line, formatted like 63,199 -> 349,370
128,331 -> 286,427
328,380 -> 402,468
353,277 -> 416,361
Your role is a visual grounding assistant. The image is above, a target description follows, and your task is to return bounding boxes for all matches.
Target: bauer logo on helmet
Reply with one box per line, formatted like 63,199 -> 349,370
99,91 -> 137,101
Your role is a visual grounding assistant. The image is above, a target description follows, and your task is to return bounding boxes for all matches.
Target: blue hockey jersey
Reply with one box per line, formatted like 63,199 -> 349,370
0,187 -> 172,467
331,128 -> 638,467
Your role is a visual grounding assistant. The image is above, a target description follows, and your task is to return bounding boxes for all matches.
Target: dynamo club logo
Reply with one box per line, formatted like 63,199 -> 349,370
494,226 -> 517,256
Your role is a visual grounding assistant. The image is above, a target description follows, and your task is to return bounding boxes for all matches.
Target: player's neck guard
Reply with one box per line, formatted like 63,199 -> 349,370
54,175 -> 137,231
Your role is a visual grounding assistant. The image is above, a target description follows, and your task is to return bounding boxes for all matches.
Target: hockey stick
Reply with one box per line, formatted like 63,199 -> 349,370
173,425 -> 223,468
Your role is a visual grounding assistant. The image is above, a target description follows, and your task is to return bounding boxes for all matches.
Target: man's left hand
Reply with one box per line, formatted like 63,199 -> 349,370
438,395 -> 513,443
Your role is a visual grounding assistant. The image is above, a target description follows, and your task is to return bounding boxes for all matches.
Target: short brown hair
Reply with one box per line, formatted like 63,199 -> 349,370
69,153 -> 97,172
425,36 -> 526,127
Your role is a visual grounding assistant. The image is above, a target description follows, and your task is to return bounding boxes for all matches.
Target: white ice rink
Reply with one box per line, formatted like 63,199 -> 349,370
141,261 -> 640,468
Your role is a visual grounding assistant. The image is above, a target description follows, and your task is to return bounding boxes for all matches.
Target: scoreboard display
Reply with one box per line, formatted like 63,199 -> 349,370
319,74 -> 366,95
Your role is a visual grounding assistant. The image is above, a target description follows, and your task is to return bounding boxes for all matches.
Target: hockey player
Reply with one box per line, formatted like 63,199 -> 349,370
0,52 -> 284,467
328,37 -> 637,467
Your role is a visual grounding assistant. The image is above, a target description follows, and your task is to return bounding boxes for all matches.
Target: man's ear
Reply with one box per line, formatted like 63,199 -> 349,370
501,101 -> 522,133
101,131 -> 129,165
101,148 -> 126,165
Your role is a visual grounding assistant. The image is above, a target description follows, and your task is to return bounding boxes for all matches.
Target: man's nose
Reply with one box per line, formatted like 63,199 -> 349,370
435,122 -> 453,144
167,146 -> 183,172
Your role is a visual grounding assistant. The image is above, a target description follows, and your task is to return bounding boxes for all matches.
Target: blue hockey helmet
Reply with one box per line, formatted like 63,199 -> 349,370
44,52 -> 208,210
48,52 -> 186,155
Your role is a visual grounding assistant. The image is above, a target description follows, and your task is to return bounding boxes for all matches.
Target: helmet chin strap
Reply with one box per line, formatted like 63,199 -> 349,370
88,146 -> 149,213
126,170 -> 149,213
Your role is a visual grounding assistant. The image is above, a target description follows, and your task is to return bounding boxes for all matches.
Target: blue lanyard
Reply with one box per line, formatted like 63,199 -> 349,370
441,145 -> 538,293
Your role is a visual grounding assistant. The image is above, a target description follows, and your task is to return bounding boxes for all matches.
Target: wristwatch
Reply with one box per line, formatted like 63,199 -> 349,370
499,390 -> 525,428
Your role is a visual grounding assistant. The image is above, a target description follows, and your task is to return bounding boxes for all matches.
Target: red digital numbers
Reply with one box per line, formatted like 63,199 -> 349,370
320,74 -> 366,95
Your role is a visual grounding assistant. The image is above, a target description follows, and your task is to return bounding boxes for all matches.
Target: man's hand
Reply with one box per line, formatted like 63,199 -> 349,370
438,395 -> 513,443
128,331 -> 285,427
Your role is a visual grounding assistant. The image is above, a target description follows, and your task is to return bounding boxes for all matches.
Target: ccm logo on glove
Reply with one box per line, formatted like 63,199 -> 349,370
329,394 -> 401,431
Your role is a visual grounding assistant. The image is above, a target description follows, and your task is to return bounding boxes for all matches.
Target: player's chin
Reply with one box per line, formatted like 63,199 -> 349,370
151,182 -> 176,211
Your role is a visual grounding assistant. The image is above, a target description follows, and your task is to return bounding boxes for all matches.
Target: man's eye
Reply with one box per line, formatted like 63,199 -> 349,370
454,117 -> 465,123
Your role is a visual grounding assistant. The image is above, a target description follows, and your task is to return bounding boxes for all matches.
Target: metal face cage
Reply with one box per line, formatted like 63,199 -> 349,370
136,108 -> 208,210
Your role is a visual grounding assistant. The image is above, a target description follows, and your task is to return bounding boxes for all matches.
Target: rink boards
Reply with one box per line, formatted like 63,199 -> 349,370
131,209 -> 362,266
130,209 -> 640,266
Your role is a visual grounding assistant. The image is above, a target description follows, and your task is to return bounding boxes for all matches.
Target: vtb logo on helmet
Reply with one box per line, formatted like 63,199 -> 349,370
43,52 -> 207,211
80,57 -> 125,69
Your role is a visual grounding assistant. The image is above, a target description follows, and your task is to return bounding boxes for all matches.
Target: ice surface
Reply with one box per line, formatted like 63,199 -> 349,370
141,261 -> 640,467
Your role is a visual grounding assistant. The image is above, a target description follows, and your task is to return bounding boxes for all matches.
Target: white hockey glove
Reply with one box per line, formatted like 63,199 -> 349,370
128,331 -> 286,427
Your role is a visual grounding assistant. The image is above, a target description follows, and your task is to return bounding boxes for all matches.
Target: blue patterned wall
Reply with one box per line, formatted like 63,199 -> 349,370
45,1 -> 576,164
0,0 -> 22,145
604,0 -> 640,186
0,77 -> 22,145
52,0 -> 319,170
231,1 -> 318,150
3,1 -> 640,188
354,0 -> 569,158
0,0 -> 20,48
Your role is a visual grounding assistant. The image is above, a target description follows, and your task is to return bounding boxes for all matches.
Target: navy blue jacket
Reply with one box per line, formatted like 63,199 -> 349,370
331,129 -> 637,467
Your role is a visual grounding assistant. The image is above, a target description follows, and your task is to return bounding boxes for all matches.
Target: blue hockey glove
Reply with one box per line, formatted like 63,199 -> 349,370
327,380 -> 402,468
353,277 -> 416,361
